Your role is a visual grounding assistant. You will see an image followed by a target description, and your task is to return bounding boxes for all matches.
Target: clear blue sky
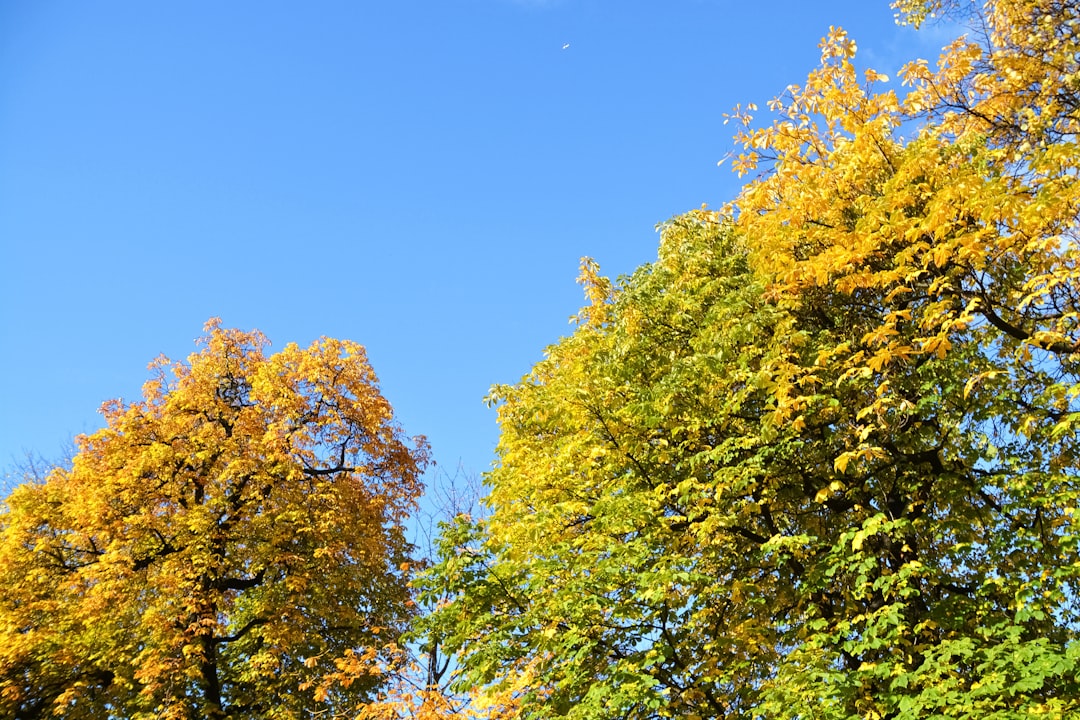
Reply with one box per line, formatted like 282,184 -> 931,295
0,1 -> 948,492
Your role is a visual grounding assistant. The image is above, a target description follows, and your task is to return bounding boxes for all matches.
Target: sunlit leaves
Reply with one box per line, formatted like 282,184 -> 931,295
0,320 -> 429,719
422,1 -> 1080,717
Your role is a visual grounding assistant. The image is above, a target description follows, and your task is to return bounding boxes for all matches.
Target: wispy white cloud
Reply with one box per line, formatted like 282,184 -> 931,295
859,15 -> 972,77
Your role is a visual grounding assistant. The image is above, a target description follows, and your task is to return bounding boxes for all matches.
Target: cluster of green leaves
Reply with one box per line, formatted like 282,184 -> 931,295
418,1 -> 1080,717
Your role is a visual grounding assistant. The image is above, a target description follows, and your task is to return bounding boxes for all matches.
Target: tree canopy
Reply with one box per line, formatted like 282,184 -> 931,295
0,320 -> 429,719
5,1 -> 1080,718
418,0 -> 1080,717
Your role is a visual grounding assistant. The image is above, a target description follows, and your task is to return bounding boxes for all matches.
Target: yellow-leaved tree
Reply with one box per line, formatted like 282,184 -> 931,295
0,320 -> 429,720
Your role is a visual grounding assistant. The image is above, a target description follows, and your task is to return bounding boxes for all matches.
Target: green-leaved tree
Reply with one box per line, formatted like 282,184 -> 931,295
419,1 -> 1080,716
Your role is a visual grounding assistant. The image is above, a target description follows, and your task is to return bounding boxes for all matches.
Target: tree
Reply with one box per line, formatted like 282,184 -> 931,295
0,320 -> 429,720
421,1 -> 1080,717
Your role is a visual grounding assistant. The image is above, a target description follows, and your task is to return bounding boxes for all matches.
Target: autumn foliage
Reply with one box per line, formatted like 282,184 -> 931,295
418,0 -> 1080,718
5,1 -> 1080,718
0,321 -> 428,719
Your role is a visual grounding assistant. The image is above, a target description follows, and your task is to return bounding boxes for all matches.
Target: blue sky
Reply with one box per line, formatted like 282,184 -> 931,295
0,1 -> 949,493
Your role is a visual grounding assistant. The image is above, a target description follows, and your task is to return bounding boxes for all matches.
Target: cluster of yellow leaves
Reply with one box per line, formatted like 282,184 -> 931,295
575,257 -> 616,329
351,652 -> 528,720
0,319 -> 429,719
731,0 -> 1080,459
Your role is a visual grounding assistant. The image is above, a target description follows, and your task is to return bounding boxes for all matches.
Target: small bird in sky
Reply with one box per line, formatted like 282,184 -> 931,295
562,43 -> 570,50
